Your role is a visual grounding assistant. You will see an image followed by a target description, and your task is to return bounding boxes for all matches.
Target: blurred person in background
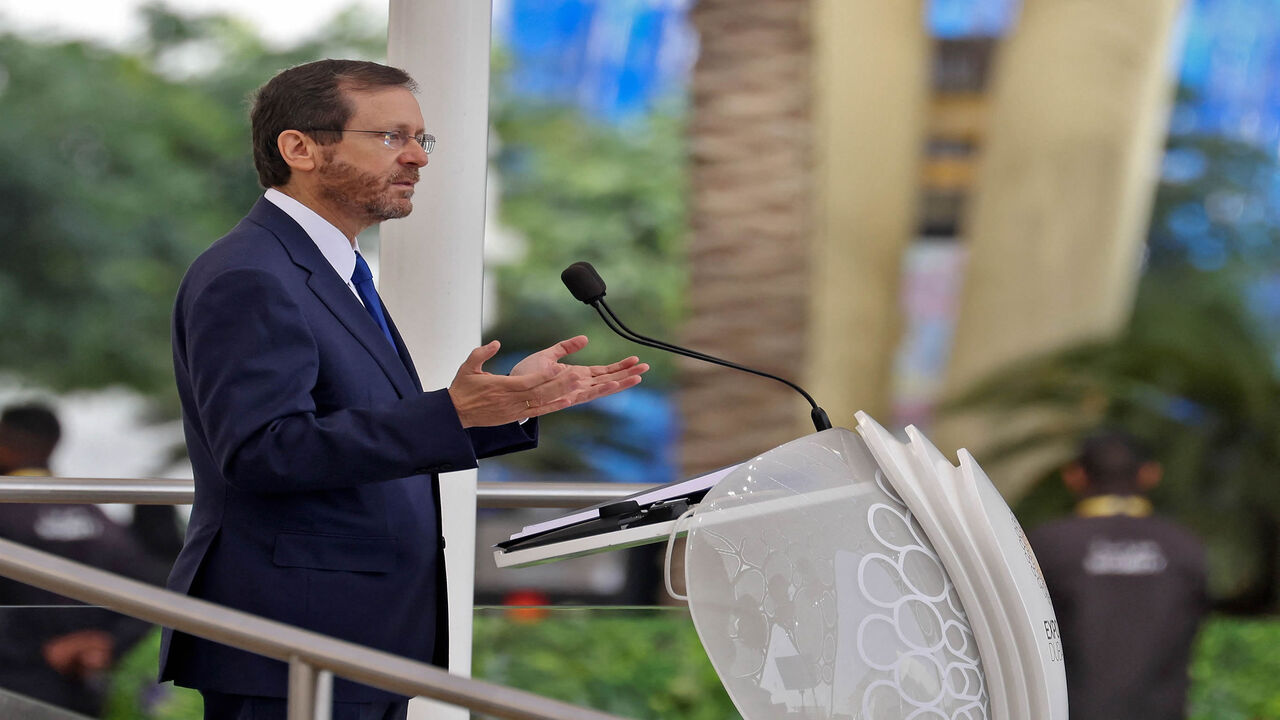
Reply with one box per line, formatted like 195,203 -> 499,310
1029,430 -> 1208,720
0,402 -> 165,717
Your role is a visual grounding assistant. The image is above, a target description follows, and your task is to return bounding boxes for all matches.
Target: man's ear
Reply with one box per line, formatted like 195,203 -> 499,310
277,130 -> 319,173
1062,463 -> 1088,495
1137,461 -> 1163,491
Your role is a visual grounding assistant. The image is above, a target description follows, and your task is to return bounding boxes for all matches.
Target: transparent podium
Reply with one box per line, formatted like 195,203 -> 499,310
496,414 -> 1068,720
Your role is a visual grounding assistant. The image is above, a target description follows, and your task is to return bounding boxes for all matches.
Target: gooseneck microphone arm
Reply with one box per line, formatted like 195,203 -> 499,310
562,262 -> 833,432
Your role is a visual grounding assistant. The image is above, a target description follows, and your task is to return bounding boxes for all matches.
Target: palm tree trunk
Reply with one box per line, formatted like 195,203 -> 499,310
681,0 -> 816,474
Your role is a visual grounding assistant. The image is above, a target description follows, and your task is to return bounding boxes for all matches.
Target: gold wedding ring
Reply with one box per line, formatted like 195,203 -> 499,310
525,399 -> 533,409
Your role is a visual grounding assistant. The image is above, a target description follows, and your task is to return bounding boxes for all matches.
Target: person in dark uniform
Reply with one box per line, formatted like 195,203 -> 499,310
1029,430 -> 1208,720
0,402 -> 166,717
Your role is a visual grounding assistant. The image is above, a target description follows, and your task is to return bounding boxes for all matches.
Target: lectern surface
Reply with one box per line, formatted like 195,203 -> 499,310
493,420 -> 1068,720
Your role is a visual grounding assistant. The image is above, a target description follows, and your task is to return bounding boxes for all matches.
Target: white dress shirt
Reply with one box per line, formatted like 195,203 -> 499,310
261,190 -> 525,421
263,188 -> 366,305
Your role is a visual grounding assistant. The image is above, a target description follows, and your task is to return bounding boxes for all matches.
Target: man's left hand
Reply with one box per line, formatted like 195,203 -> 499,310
510,335 -> 647,411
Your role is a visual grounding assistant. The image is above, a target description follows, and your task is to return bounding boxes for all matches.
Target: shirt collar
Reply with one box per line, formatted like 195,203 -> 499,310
264,188 -> 362,282
1076,494 -> 1153,518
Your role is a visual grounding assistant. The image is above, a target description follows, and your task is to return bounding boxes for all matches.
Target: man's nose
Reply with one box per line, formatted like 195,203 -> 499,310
402,143 -> 430,167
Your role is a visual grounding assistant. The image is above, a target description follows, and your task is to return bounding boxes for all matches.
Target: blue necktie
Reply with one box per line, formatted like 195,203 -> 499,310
351,253 -> 396,348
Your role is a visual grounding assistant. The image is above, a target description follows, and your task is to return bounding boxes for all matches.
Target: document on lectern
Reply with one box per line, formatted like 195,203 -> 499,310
495,463 -> 738,555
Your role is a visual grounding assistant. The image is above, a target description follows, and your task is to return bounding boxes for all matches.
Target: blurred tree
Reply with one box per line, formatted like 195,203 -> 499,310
483,59 -> 687,477
1148,135 -> 1280,273
1147,85 -> 1280,275
0,6 -> 686,478
486,105 -> 687,379
0,3 -> 383,403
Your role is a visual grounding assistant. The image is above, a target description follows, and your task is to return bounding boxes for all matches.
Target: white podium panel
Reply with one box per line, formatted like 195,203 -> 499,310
855,415 -> 1067,720
683,427 -> 990,719
493,418 -> 1068,720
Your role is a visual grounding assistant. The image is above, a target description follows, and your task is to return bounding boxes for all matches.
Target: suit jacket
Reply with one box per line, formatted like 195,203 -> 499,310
160,198 -> 536,702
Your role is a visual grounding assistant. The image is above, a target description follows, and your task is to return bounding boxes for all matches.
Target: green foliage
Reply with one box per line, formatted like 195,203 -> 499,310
479,64 -> 688,475
104,628 -> 201,720
487,91 -> 688,384
0,5 -> 688,448
1148,130 -> 1280,272
102,615 -> 736,720
0,35 -> 238,397
98,614 -> 1280,719
1190,616 -> 1280,719
473,610 -> 738,720
0,5 -> 384,401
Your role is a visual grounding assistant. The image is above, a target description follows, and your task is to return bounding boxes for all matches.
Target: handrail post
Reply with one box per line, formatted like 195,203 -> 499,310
316,670 -> 334,720
0,536 -> 637,719
288,655 -> 317,720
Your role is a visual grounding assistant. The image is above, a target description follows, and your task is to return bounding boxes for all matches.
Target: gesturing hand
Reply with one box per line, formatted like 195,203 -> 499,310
447,336 -> 647,428
43,629 -> 113,678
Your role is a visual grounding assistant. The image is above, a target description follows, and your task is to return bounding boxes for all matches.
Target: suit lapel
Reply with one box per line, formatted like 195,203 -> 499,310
245,199 -> 420,398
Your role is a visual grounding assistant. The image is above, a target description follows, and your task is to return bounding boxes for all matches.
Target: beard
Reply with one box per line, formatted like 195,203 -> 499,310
316,155 -> 418,224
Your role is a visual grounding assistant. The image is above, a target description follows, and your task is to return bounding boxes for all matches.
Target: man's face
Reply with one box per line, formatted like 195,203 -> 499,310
315,86 -> 429,231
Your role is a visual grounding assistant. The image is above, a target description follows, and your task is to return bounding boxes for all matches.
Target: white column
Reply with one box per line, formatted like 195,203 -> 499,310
382,2 -> 491,718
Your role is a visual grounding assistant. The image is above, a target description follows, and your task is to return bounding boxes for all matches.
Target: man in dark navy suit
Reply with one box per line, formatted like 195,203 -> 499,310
160,59 -> 646,720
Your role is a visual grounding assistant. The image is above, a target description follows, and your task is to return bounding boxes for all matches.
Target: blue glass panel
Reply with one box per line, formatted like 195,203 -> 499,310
501,0 -> 695,122
928,0 -> 1021,38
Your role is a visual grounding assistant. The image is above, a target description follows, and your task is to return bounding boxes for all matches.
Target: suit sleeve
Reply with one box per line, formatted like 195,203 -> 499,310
468,421 -> 538,459
178,267 -> 489,494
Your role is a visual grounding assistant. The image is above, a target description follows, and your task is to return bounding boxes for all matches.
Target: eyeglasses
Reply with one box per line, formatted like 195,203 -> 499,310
309,129 -> 436,154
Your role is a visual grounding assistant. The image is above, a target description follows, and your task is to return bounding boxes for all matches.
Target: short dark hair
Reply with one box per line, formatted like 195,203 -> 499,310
250,59 -> 418,188
0,403 -> 61,457
1077,430 -> 1150,494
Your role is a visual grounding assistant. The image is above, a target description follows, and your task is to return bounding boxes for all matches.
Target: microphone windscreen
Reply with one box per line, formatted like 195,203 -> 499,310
561,262 -> 607,304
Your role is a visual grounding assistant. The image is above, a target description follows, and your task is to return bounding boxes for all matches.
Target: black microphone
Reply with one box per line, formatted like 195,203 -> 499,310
560,261 -> 833,432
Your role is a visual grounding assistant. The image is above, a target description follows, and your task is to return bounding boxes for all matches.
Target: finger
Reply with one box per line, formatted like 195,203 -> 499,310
503,363 -> 568,392
525,364 -> 588,403
589,362 -> 649,384
540,335 -> 589,361
588,356 -> 641,376
567,374 -> 643,407
459,340 -> 501,374
594,374 -> 643,397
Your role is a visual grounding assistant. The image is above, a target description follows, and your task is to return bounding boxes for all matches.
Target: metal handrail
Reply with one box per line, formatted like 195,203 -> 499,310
0,478 -> 658,508
0,476 -> 660,716
0,536 -> 629,720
